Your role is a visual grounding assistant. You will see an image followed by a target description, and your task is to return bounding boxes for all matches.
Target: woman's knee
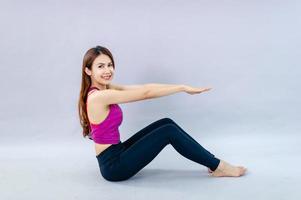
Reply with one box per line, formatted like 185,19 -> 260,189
159,117 -> 176,125
160,123 -> 181,137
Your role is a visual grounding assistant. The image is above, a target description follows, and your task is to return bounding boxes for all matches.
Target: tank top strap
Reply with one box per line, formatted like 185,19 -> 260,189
88,86 -> 100,92
87,86 -> 100,96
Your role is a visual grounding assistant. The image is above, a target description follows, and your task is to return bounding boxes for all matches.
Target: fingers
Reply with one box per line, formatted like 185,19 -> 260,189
188,87 -> 213,94
201,88 -> 212,92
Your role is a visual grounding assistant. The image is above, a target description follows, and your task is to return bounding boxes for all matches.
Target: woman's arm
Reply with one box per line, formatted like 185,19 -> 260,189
145,83 -> 185,99
108,83 -> 147,90
109,83 -> 186,91
109,83 -> 211,98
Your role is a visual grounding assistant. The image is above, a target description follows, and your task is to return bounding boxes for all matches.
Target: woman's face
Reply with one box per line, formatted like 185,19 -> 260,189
86,54 -> 114,87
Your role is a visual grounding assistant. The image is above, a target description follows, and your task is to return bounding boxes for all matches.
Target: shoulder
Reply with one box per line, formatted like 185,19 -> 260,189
86,89 -> 102,107
87,88 -> 116,107
86,91 -> 107,114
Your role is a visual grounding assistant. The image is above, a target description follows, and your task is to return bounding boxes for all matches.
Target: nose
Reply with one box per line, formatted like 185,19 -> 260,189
103,66 -> 110,72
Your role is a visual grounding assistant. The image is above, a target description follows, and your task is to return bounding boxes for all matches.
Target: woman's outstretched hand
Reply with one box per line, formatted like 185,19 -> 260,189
183,85 -> 212,95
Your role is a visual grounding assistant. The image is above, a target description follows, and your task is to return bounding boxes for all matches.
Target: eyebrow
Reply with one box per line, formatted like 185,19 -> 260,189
97,62 -> 113,65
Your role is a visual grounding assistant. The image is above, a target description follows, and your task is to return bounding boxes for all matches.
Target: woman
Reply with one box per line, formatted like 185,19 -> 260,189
78,45 -> 247,182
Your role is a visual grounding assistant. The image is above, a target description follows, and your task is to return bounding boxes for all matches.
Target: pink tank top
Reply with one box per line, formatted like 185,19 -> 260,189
86,86 -> 123,144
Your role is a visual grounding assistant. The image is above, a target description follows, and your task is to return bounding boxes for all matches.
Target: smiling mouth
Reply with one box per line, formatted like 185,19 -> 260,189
101,75 -> 111,80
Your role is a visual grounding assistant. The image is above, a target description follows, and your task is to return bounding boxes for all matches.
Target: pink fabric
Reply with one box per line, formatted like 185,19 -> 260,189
86,87 -> 122,144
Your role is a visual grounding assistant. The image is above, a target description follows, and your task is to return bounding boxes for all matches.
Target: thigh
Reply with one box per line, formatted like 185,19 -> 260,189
119,123 -> 176,179
122,117 -> 174,148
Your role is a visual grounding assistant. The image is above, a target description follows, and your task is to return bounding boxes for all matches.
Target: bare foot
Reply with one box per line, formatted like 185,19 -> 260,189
210,160 -> 247,177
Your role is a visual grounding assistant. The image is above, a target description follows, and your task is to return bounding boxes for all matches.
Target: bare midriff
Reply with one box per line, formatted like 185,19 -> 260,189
95,143 -> 112,156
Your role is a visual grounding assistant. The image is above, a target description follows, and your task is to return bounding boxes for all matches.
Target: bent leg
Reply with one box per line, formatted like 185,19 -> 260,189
123,118 -> 217,158
119,123 -> 220,180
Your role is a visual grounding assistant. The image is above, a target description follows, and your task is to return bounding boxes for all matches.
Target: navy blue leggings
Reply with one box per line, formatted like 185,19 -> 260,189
96,118 -> 220,181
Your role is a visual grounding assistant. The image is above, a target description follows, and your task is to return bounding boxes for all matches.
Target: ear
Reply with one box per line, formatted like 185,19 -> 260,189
85,67 -> 92,76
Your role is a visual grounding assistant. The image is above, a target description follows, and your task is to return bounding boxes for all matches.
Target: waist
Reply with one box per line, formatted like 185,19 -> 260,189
95,143 -> 113,156
96,141 -> 125,164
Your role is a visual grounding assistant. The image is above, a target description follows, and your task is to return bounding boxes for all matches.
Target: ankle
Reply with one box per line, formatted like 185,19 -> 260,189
215,160 -> 225,171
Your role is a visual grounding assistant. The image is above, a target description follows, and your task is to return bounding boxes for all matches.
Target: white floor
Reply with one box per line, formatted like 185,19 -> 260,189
1,121 -> 300,200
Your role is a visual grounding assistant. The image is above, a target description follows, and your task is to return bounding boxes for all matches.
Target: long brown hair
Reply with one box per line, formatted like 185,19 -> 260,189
78,45 -> 115,138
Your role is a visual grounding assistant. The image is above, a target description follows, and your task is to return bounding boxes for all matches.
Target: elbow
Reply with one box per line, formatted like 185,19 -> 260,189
144,89 -> 152,99
143,84 -> 154,99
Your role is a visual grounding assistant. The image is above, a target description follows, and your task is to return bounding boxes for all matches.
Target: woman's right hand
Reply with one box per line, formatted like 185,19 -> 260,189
183,85 -> 212,95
